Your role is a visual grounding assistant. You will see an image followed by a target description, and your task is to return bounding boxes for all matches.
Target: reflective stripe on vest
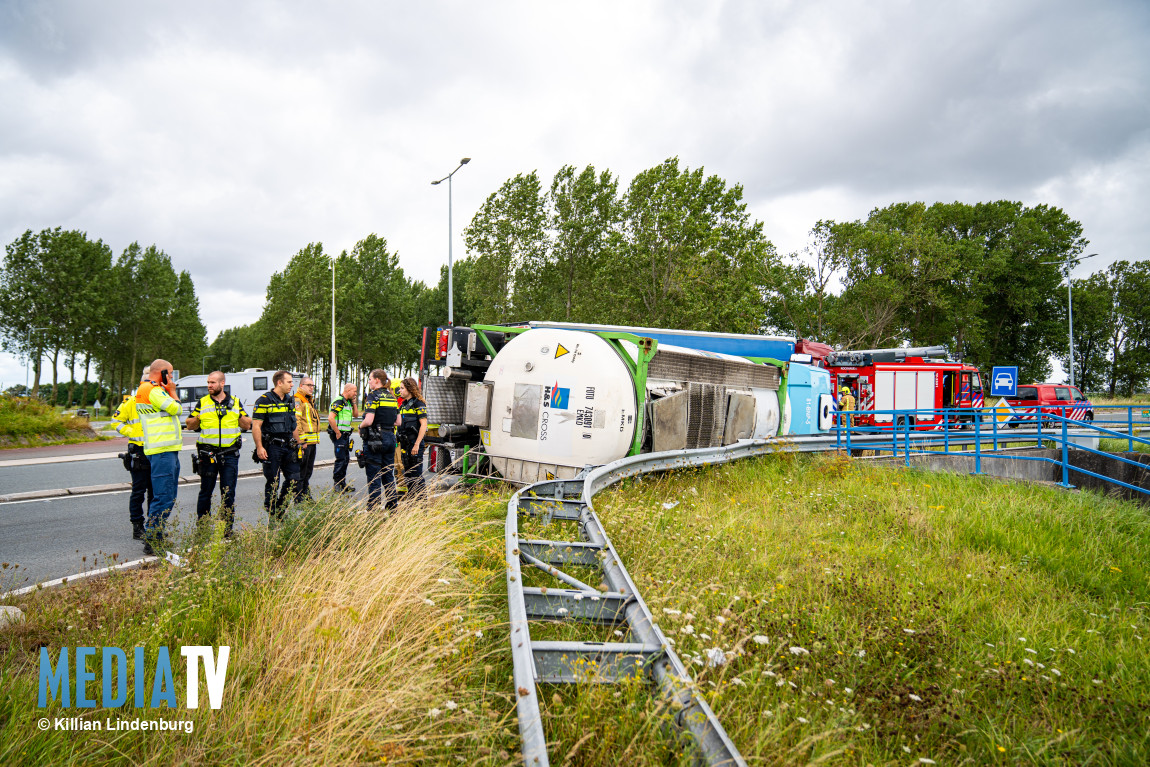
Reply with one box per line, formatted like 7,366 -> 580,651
196,394 -> 244,447
114,396 -> 145,444
295,394 -> 321,444
136,382 -> 182,455
331,398 -> 354,431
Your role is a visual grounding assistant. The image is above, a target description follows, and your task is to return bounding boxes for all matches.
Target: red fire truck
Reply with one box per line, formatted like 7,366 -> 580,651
794,342 -> 985,429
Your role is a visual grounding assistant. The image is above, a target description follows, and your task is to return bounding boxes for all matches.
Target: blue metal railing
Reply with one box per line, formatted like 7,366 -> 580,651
831,405 -> 1150,498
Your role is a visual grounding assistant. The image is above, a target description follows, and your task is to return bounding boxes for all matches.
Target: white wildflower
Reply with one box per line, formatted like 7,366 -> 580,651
731,677 -> 746,687
857,649 -> 866,658
445,700 -> 458,710
557,608 -> 569,616
1092,679 -> 1102,685
681,625 -> 695,635
474,630 -> 483,639
715,616 -> 726,624
662,501 -> 679,510
844,687 -> 853,694
423,598 -> 435,606
429,708 -> 442,718
797,717 -> 809,723
663,608 -> 681,615
437,579 -> 450,585
706,648 -> 728,667
573,593 -> 584,601
789,646 -> 810,656
920,759 -> 937,765
1025,648 -> 1037,654
1066,648 -> 1076,654
700,633 -> 712,640
903,628 -> 916,634
614,630 -> 624,637
902,746 -> 912,753
908,694 -> 922,701
753,635 -> 769,645
1051,669 -> 1061,676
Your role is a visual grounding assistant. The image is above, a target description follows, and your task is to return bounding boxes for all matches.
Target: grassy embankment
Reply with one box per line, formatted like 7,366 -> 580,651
0,395 -> 103,448
2,455 -> 1149,765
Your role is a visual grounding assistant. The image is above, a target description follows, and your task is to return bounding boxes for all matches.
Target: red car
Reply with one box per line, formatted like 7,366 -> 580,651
1005,383 -> 1094,425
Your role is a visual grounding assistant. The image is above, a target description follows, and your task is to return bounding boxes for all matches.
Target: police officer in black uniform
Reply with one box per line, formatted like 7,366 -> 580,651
397,376 -> 429,499
359,368 -> 400,511
252,370 -> 304,517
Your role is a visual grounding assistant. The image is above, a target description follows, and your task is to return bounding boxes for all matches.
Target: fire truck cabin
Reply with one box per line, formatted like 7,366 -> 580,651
815,346 -> 984,429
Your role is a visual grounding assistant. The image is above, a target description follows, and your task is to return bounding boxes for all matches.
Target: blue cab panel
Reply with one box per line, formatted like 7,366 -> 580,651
528,321 -> 796,361
785,362 -> 833,435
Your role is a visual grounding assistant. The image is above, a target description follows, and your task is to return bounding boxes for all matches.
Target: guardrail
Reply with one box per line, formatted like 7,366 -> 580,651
833,406 -> 1150,498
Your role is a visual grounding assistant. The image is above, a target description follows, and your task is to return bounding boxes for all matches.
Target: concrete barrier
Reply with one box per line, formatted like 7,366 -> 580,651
872,448 -> 1150,505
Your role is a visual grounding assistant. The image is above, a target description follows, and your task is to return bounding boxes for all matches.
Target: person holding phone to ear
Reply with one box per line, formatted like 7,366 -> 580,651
135,358 -> 184,554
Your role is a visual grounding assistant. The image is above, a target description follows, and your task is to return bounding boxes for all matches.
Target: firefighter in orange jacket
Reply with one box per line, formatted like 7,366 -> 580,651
293,377 -> 322,498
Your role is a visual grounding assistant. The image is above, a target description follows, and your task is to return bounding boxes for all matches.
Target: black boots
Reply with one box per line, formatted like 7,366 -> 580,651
132,523 -> 145,540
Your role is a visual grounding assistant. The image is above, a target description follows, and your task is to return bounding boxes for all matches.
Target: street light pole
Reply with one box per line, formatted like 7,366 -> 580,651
202,355 -> 214,375
432,157 -> 471,326
1043,252 -> 1097,388
331,253 -> 337,403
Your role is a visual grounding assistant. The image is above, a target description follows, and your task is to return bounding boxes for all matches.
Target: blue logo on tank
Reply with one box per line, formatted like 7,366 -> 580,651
544,384 -> 570,410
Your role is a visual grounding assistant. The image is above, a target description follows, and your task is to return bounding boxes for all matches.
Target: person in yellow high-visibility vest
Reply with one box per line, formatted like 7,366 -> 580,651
112,365 -> 152,540
186,370 -> 251,537
135,358 -> 183,554
293,377 -> 322,499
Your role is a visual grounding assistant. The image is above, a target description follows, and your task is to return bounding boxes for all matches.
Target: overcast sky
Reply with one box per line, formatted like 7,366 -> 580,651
1,0 -> 1147,389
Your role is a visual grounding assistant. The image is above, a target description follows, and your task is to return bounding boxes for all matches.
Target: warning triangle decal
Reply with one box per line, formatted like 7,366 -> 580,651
555,344 -> 569,359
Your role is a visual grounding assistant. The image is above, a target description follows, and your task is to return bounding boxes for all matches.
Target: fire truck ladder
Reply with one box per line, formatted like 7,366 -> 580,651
505,444 -> 790,767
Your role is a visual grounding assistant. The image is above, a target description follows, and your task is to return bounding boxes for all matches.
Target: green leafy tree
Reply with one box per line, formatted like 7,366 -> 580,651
1107,260 -> 1150,396
826,201 -> 1082,381
613,157 -> 778,333
463,172 -> 546,323
1055,272 -> 1113,393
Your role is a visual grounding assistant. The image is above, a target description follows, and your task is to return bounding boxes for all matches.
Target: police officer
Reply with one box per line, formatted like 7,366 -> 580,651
112,365 -> 153,540
293,377 -> 322,499
328,382 -> 359,493
135,358 -> 184,554
252,370 -> 304,517
186,370 -> 251,536
397,377 -> 428,499
359,369 -> 400,511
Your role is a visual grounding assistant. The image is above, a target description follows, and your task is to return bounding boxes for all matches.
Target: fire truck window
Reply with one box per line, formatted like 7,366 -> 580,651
1016,386 -> 1037,401
1072,389 -> 1086,401
1055,387 -> 1072,401
972,373 -> 983,393
942,372 -> 954,407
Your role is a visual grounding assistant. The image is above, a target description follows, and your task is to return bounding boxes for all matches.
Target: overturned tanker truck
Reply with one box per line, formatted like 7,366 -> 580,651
418,321 -> 837,484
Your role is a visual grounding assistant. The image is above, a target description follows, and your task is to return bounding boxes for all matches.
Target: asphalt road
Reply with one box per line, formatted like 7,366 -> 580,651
0,437 -> 375,591
0,434 -> 339,495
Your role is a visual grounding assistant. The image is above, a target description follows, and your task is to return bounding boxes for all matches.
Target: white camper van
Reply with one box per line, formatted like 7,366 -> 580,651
176,368 -> 302,418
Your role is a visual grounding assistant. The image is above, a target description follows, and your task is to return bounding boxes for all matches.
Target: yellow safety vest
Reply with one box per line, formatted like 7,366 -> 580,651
135,382 -> 183,456
193,394 -> 246,448
112,393 -> 143,445
294,391 -> 321,445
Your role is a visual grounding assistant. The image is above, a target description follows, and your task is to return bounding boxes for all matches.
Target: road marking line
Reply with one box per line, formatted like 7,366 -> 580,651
0,444 -> 199,468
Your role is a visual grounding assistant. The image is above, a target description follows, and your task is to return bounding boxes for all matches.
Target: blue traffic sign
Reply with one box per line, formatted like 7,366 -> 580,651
990,366 -> 1018,397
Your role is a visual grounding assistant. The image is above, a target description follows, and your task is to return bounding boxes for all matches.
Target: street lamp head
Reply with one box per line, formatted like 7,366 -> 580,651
431,179 -> 442,185
460,157 -> 471,165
